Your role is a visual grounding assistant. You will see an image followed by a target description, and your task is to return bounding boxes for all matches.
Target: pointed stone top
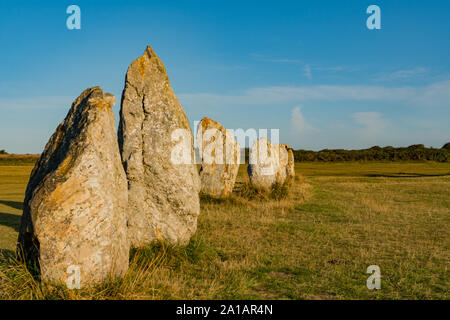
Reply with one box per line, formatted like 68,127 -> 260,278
144,45 -> 158,58
200,117 -> 220,129
125,45 -> 169,86
104,93 -> 116,107
72,87 -> 115,110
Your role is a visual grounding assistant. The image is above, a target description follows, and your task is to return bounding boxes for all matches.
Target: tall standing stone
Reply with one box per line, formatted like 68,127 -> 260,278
248,138 -> 277,189
197,117 -> 240,198
277,144 -> 289,184
287,147 -> 295,178
119,45 -> 200,246
17,87 -> 129,287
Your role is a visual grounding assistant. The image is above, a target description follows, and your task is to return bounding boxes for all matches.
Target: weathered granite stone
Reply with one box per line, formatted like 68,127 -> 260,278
287,147 -> 295,178
197,117 -> 240,198
248,138 -> 278,189
276,144 -> 289,184
248,139 -> 291,189
118,45 -> 200,246
17,87 -> 129,287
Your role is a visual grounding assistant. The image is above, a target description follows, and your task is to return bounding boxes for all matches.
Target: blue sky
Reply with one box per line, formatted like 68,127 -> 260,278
1,0 -> 449,153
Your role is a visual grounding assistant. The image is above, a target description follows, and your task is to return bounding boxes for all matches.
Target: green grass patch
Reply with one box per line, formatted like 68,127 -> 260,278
0,162 -> 449,299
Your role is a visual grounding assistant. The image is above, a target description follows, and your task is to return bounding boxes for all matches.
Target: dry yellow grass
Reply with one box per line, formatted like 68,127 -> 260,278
0,162 -> 449,299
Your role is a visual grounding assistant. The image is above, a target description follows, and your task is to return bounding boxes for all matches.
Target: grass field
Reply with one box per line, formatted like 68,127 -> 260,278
0,162 -> 449,299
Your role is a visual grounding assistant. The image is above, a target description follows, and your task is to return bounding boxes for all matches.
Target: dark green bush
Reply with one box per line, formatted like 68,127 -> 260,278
292,144 -> 449,162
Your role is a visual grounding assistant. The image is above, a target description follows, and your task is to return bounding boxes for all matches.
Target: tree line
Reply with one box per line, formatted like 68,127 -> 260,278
242,143 -> 450,163
292,144 -> 450,162
2,143 -> 450,163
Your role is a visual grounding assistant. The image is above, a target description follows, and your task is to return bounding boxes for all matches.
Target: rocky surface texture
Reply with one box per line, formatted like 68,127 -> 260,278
118,45 -> 200,246
248,139 -> 290,189
287,147 -> 295,178
17,87 -> 129,287
276,144 -> 289,184
248,138 -> 278,189
196,117 -> 240,198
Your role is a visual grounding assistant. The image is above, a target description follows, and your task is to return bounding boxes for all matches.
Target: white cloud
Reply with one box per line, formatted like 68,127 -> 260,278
351,112 -> 387,135
313,66 -> 346,72
250,53 -> 303,64
249,54 -> 352,73
179,80 -> 450,108
349,112 -> 394,147
0,96 -> 73,110
291,106 -> 316,135
289,107 -> 319,149
373,67 -> 428,81
303,64 -> 312,79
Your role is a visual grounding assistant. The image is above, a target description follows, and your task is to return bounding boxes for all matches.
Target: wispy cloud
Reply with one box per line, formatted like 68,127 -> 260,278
210,65 -> 248,71
351,112 -> 387,137
0,96 -> 74,110
313,66 -> 346,72
266,58 -> 303,64
250,53 -> 302,64
291,106 -> 317,136
179,80 -> 450,108
250,54 -> 357,79
303,64 -> 312,79
373,67 -> 428,81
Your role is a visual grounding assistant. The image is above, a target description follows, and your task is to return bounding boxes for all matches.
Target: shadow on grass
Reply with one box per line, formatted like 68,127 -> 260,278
199,193 -> 240,205
0,249 -> 15,260
0,212 -> 21,232
0,200 -> 23,210
365,172 -> 450,178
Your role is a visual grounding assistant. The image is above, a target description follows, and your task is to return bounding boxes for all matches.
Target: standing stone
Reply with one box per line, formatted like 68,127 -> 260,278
197,117 -> 240,198
287,147 -> 295,178
248,138 -> 278,189
17,87 -> 129,287
248,139 -> 291,189
119,45 -> 200,246
276,144 -> 289,184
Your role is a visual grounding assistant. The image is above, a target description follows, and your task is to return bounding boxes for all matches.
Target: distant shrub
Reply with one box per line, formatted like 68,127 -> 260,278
0,149 -> 7,155
292,144 -> 449,162
228,145 -> 449,163
0,154 -> 40,165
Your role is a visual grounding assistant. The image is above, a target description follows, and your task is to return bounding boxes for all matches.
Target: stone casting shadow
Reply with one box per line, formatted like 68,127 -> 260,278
0,200 -> 23,211
0,200 -> 22,232
0,248 -> 15,259
364,172 -> 450,178
0,212 -> 21,232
